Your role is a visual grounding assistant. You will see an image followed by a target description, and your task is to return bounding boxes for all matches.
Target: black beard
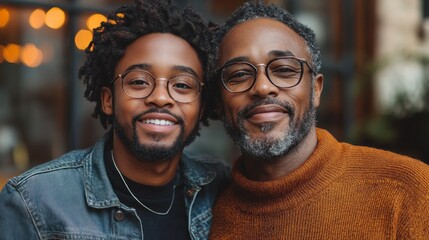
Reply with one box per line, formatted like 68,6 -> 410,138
223,97 -> 316,161
114,108 -> 199,162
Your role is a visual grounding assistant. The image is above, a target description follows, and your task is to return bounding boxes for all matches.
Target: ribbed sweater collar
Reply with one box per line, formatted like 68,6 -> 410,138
230,128 -> 346,213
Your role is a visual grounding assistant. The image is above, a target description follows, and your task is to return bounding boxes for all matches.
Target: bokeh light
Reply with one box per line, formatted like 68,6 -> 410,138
29,9 -> 46,29
74,29 -> 92,50
45,7 -> 66,29
0,8 -> 10,28
21,44 -> 44,68
86,13 -> 106,31
3,43 -> 21,63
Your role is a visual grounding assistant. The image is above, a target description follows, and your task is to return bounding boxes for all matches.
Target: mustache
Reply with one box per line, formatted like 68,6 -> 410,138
239,98 -> 295,119
132,108 -> 184,125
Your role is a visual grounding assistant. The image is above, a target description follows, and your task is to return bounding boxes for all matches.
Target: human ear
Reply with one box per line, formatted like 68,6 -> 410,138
101,86 -> 113,116
313,74 -> 324,108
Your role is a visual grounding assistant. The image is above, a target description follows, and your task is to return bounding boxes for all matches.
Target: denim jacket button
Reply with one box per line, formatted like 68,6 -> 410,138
114,209 -> 125,221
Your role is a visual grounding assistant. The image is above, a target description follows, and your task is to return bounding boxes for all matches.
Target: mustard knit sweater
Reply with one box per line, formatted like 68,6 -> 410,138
209,129 -> 429,240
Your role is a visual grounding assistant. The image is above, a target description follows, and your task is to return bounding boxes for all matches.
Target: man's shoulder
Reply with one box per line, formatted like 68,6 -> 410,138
317,128 -> 429,188
342,144 -> 429,189
345,143 -> 426,167
318,128 -> 429,170
7,147 -> 93,189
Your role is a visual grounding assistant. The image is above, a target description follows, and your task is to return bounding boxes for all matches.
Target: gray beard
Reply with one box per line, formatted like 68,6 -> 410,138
223,97 -> 316,161
113,109 -> 198,162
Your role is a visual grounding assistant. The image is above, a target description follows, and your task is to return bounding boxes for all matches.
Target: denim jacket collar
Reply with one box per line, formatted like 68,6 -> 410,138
181,153 -> 216,188
83,136 -> 216,209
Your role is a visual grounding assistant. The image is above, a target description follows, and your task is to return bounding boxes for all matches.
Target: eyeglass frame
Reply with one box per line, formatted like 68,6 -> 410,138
217,56 -> 317,93
111,69 -> 205,103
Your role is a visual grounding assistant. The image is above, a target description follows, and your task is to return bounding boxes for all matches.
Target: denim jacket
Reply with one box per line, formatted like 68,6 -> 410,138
0,136 -> 230,240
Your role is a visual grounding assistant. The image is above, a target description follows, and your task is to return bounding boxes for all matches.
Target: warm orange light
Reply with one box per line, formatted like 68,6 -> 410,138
21,43 -> 43,68
107,19 -> 116,25
86,13 -> 106,31
3,43 -> 21,63
29,9 -> 46,29
0,8 -> 10,27
74,29 -> 92,50
45,7 -> 66,29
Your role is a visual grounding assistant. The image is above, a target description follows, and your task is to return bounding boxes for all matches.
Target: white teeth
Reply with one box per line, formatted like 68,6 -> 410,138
142,119 -> 174,126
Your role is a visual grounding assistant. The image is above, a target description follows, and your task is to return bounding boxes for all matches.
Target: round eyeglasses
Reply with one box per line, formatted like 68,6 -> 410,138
112,70 -> 204,103
217,56 -> 316,93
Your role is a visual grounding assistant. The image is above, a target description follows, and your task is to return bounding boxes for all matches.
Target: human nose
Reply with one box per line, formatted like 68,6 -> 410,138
144,78 -> 175,107
248,64 -> 279,98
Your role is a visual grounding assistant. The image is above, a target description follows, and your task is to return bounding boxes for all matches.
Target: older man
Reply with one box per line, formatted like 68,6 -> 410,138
209,1 -> 429,239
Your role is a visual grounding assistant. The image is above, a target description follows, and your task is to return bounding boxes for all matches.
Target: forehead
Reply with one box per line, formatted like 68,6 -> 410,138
218,18 -> 309,65
115,33 -> 203,77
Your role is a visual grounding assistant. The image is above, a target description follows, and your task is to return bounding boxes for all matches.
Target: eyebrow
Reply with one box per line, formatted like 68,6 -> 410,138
268,50 -> 295,58
173,65 -> 200,78
220,50 -> 296,67
123,63 -> 150,72
221,56 -> 251,66
123,64 -> 200,78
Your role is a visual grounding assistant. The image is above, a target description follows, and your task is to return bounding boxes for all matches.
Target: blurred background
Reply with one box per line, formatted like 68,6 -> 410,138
0,0 -> 428,186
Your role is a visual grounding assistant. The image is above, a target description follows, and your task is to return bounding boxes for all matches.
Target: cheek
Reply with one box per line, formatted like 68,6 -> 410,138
181,102 -> 201,127
288,88 -> 313,117
113,96 -> 139,124
221,93 -> 240,122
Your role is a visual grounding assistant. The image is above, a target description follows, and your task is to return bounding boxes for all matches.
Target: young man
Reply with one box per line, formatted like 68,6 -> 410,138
0,1 -> 229,239
209,1 -> 429,239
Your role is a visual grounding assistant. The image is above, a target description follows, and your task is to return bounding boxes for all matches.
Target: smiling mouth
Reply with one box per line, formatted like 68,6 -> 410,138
141,119 -> 175,126
245,104 -> 288,119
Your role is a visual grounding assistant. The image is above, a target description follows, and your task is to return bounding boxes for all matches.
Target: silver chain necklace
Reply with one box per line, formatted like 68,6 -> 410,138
111,150 -> 176,216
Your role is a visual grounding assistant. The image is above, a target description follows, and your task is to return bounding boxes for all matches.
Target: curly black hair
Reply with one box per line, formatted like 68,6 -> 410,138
79,0 -> 216,129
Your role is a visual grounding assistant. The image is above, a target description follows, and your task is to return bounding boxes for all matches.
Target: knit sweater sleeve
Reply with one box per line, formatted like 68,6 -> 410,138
393,161 -> 429,238
398,193 -> 429,238
343,139 -> 429,238
339,134 -> 429,238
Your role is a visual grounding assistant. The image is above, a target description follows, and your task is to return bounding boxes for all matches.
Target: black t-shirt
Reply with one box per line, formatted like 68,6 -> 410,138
104,144 -> 190,240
